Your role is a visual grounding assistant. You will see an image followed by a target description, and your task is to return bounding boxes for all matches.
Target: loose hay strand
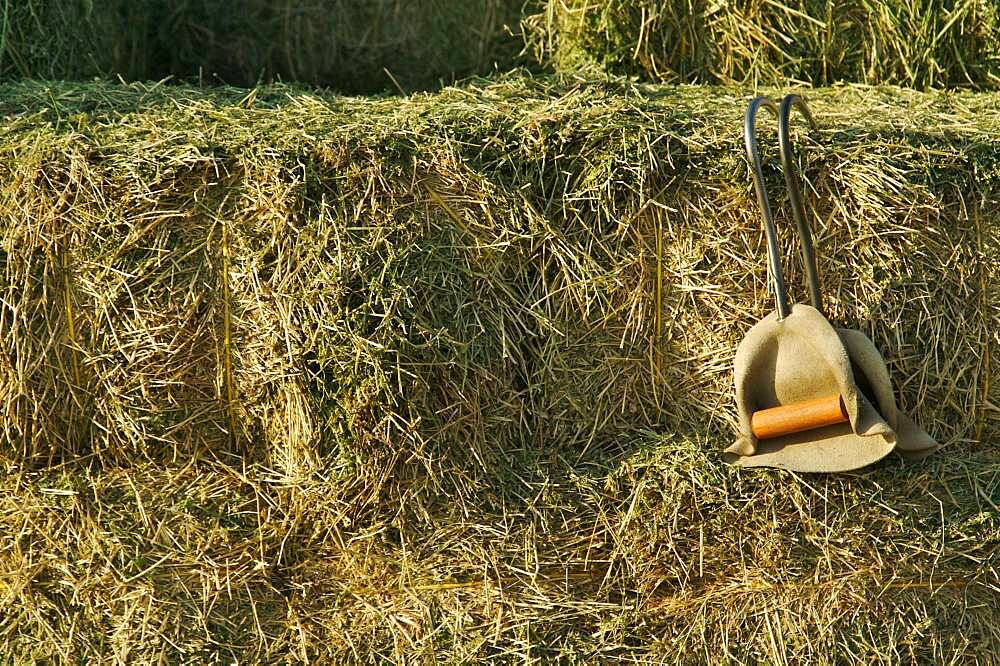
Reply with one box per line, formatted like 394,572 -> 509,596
218,201 -> 239,447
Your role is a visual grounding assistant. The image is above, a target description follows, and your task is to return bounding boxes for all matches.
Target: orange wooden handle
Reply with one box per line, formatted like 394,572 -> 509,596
751,394 -> 848,440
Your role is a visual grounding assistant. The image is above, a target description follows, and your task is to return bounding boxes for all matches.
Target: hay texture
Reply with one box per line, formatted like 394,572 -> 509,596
524,0 -> 1000,89
0,1 -> 153,81
0,0 -> 526,93
163,0 -> 528,93
0,77 -> 999,660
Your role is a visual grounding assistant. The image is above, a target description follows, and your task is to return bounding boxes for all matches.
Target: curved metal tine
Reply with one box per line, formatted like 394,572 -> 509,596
778,94 -> 823,315
744,96 -> 790,320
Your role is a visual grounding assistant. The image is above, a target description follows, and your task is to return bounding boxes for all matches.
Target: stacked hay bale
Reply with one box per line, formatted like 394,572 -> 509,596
162,0 -> 528,92
1,77 -> 998,660
0,0 -> 526,93
524,0 -> 1000,88
0,82 -> 539,505
0,1 -> 154,81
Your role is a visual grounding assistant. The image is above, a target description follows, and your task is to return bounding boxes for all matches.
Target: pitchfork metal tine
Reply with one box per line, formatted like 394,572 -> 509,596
744,94 -> 823,320
778,94 -> 823,316
743,96 -> 790,319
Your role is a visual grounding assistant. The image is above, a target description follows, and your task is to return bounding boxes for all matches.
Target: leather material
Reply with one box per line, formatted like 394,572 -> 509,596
726,304 -> 938,471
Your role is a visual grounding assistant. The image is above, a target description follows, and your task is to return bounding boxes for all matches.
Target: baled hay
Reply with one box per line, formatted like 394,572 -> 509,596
0,0 -> 527,94
0,77 -> 999,660
2,76 -> 998,487
491,82 -> 999,452
0,82 -> 540,506
164,0 -> 528,93
1,125 -> 235,464
0,461 -> 290,660
229,144 -> 539,500
1,440 -> 997,661
0,1 -> 152,81
524,0 -> 1000,89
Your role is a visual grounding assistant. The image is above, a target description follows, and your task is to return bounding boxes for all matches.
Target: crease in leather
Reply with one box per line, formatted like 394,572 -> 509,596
726,304 -> 938,472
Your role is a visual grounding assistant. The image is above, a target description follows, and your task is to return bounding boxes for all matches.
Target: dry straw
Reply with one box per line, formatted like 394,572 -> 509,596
524,0 -> 1000,89
8,1 -> 1000,93
0,76 -> 998,659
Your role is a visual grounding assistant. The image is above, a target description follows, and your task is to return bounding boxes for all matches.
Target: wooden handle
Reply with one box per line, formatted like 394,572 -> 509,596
751,394 -> 848,440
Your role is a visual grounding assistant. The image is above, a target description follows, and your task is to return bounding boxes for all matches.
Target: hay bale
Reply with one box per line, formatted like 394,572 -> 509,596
229,144 -> 539,496
163,0 -> 528,93
0,118 -> 234,463
0,82 -> 540,502
496,82 -> 999,452
0,77 -> 999,659
0,1 -> 154,81
0,0 -> 527,93
2,75 -> 998,473
1,441 -> 997,660
524,0 -> 1000,89
0,462 -> 290,659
